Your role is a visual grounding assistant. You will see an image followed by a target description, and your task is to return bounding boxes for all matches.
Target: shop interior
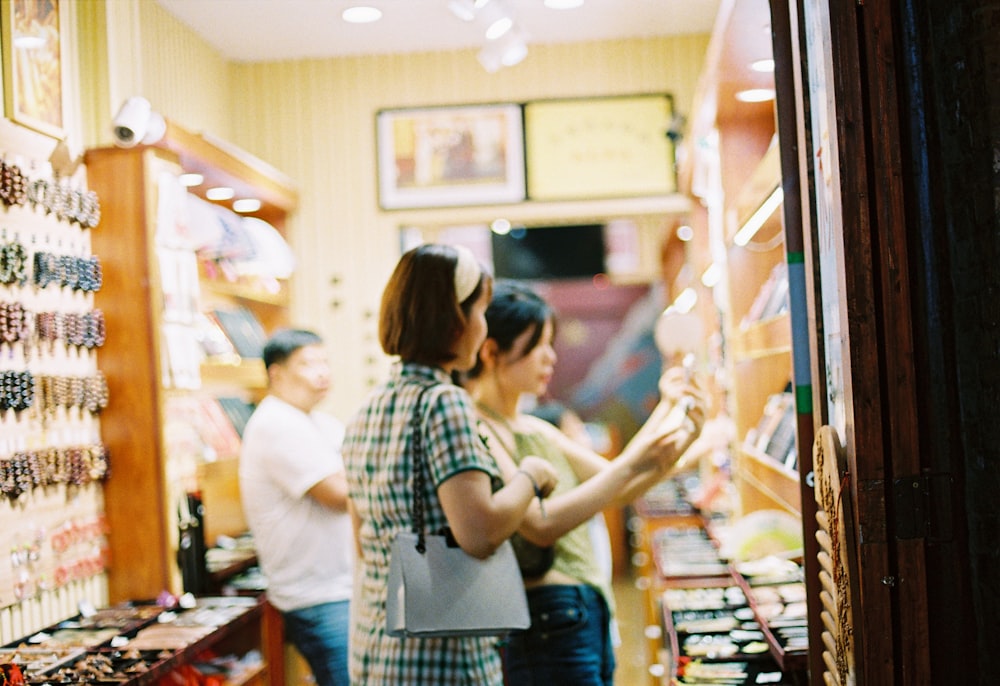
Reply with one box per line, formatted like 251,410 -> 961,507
5,0 -> 995,684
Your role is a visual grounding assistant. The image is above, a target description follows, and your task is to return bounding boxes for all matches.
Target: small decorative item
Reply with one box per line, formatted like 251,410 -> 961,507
376,103 -> 525,209
1,0 -> 65,140
524,93 -> 677,200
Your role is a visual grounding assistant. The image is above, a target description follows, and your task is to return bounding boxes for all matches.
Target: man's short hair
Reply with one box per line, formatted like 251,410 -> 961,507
262,328 -> 323,369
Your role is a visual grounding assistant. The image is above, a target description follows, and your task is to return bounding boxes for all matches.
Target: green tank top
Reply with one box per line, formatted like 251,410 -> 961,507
510,427 -> 615,612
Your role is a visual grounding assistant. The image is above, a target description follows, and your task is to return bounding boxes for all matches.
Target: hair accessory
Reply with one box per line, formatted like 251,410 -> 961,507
452,244 -> 481,303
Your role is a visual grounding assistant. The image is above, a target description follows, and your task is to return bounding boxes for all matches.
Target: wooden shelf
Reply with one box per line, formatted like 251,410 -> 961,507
227,662 -> 269,686
201,358 -> 267,389
731,312 -> 792,361
202,276 -> 291,307
85,122 -> 295,684
733,142 -> 782,235
734,446 -> 801,516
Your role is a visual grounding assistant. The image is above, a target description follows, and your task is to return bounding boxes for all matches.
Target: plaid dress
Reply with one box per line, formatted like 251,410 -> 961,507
343,363 -> 505,685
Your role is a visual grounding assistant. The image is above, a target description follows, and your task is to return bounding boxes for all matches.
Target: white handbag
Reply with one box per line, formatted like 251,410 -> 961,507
385,384 -> 530,638
386,531 -> 529,637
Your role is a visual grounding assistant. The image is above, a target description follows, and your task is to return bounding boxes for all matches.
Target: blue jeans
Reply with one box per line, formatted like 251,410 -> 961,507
282,600 -> 350,686
503,584 -> 615,686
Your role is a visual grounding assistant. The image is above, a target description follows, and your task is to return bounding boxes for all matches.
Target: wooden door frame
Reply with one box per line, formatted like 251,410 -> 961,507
771,1 -> 933,683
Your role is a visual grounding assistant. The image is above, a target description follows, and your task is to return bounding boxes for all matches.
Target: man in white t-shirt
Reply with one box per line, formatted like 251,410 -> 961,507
240,329 -> 353,686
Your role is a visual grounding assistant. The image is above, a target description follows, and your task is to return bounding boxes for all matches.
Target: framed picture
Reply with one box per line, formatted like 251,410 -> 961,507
376,103 -> 525,210
1,0 -> 65,139
524,94 -> 676,201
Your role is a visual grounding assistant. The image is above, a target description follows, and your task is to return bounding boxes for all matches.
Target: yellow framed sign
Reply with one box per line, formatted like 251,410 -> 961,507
524,94 -> 675,201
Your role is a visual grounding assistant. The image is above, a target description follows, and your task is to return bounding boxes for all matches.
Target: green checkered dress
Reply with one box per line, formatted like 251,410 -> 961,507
343,363 -> 505,685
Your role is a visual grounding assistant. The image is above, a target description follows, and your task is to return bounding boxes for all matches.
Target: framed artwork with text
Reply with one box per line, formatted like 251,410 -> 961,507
524,94 -> 675,201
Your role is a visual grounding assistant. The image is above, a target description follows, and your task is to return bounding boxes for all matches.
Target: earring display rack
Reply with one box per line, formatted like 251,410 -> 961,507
0,135 -> 111,644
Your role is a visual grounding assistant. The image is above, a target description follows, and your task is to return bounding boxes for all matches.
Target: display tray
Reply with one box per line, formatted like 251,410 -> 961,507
653,526 -> 731,579
25,649 -> 174,684
730,570 -> 809,672
661,583 -> 802,685
0,647 -> 86,677
673,656 -> 799,685
1,596 -> 263,685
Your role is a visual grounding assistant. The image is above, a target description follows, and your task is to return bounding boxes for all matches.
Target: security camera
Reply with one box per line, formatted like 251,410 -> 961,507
112,96 -> 166,148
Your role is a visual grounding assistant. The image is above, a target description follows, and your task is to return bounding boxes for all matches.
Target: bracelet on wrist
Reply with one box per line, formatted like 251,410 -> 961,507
515,468 -> 542,497
515,469 -> 547,518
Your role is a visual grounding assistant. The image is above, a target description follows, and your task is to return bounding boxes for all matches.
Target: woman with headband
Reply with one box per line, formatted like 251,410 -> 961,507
342,243 -> 559,685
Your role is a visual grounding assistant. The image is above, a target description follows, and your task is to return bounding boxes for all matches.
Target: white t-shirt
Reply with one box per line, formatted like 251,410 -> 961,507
239,395 -> 354,612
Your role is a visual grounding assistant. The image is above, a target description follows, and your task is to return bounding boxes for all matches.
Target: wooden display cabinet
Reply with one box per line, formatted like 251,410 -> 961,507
677,0 -> 798,520
635,0 -> 811,680
725,143 -> 798,517
83,122 -> 297,683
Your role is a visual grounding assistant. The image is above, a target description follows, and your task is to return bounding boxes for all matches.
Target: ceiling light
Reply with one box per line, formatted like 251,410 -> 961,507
206,186 -> 235,201
178,173 -> 204,187
672,288 -> 698,314
701,263 -> 722,288
544,0 -> 585,8
735,88 -> 776,103
478,30 -> 527,72
342,6 -> 382,23
233,198 -> 262,213
676,225 -> 694,241
448,0 -> 478,20
751,58 -> 775,72
485,16 -> 513,40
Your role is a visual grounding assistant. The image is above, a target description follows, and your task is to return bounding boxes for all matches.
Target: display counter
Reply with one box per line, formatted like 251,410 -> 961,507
0,595 -> 273,685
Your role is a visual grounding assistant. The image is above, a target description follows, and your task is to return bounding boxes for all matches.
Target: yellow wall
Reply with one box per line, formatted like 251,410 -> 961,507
223,39 -> 708,415
137,1 -> 231,139
99,3 -> 709,416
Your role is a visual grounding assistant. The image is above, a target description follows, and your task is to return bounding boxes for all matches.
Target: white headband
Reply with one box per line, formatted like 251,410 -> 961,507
453,245 -> 482,303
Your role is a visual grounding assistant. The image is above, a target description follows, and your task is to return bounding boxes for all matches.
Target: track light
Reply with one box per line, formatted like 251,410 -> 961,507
449,0 -> 527,71
478,29 -> 528,72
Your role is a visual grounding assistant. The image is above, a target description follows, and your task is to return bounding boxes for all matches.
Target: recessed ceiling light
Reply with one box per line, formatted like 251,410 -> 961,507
342,6 -> 382,24
751,58 -> 775,72
544,0 -> 585,8
233,198 -> 262,213
735,88 -> 776,103
676,225 -> 694,241
179,173 -> 204,187
206,186 -> 235,201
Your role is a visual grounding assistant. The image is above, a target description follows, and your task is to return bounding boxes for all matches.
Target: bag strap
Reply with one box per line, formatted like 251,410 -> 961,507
409,383 -> 436,553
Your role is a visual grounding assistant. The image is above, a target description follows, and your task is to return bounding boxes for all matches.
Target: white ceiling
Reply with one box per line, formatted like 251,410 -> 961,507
154,0 -> 722,63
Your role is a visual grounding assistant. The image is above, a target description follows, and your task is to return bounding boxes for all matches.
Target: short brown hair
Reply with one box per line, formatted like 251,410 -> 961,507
379,243 -> 491,365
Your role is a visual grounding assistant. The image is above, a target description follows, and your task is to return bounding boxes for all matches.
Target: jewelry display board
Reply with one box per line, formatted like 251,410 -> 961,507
0,134 -> 110,639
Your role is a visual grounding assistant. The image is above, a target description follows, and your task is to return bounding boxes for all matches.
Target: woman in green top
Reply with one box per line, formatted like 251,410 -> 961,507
463,280 -> 704,686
